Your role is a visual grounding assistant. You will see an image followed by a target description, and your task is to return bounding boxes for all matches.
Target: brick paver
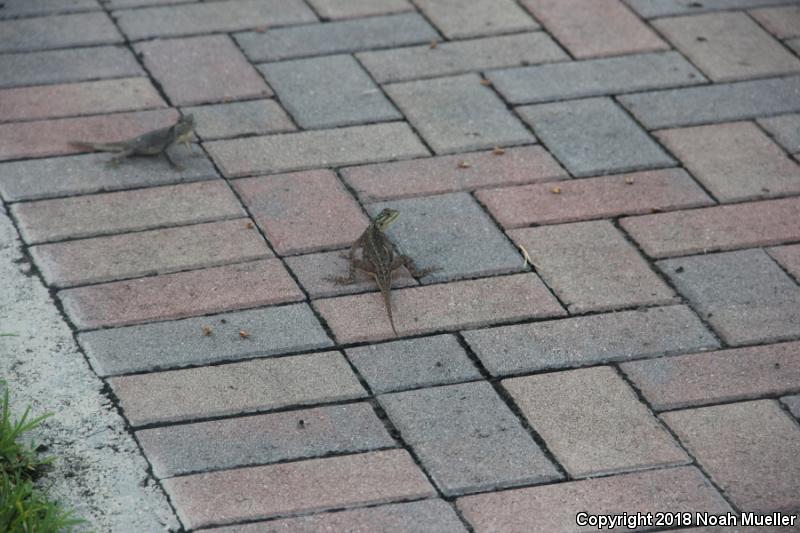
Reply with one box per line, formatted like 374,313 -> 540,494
315,273 -> 566,343
656,121 -> 800,202
0,78 -> 165,123
509,220 -> 677,313
307,0 -> 413,20
346,335 -> 481,393
505,366 -> 689,477
137,403 -> 394,477
79,304 -> 332,376
518,97 -> 675,177
12,181 -> 243,244
654,12 -> 800,81
163,450 -> 434,529
0,46 -> 143,89
204,122 -> 429,177
619,75 -> 800,129
182,100 -> 295,141
369,193 -> 523,282
768,243 -> 800,280
6,2 -> 800,529
357,32 -> 567,84
521,0 -> 668,59
285,250 -> 417,299
234,170 -> 368,255
758,113 -> 800,154
621,197 -> 800,258
414,0 -> 538,39
60,258 -> 303,329
342,146 -> 567,202
0,108 -> 180,161
32,219 -> 269,287
207,499 -> 468,533
0,12 -> 122,53
478,168 -> 713,228
385,74 -> 534,154
115,0 -> 317,40
488,51 -> 705,105
235,13 -> 437,62
457,466 -> 731,532
109,351 -> 365,426
749,5 -> 800,39
463,305 -> 719,376
0,152 -> 218,202
622,341 -> 800,410
379,381 -> 561,496
136,35 -> 272,107
260,55 -> 400,129
663,400 -> 800,512
659,249 -> 800,345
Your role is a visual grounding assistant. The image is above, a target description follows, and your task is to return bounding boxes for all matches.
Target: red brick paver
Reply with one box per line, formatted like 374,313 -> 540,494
315,273 -> 566,343
163,449 -> 435,529
60,258 -> 303,329
621,197 -> 800,258
234,170 -> 369,255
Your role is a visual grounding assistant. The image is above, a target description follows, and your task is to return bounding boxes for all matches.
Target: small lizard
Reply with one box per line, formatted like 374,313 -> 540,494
70,114 -> 195,169
329,208 -> 435,335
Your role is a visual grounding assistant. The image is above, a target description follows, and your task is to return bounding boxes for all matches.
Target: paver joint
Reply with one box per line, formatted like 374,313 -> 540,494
2,1 -> 799,531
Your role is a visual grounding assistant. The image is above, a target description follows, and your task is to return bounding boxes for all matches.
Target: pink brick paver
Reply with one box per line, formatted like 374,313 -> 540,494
234,170 -> 369,255
341,146 -> 567,202
504,367 -> 689,478
477,168 -> 714,228
31,219 -> 270,287
135,35 -> 272,106
0,78 -> 165,123
11,180 -> 245,244
163,449 -> 435,529
60,258 -> 303,329
620,196 -> 800,258
0,108 -> 179,161
622,341 -> 800,411
457,466 -> 731,533
749,5 -> 800,39
663,400 -> 800,512
655,122 -> 800,202
508,221 -> 677,313
314,273 -> 566,343
521,0 -> 668,59
110,352 -> 364,426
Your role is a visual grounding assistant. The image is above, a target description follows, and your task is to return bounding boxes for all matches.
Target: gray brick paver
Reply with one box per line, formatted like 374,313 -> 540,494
626,0 -> 800,18
413,0 -> 538,39
260,55 -> 401,129
181,99 -> 295,141
379,381 -> 561,496
0,12 -> 122,53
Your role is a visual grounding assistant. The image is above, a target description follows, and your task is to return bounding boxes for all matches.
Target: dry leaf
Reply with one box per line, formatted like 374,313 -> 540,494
480,79 -> 492,86
429,40 -> 438,49
457,161 -> 471,169
492,147 -> 505,155
518,244 -> 542,270
239,329 -> 250,338
624,176 -> 635,185
201,326 -> 213,336
245,221 -> 255,229
550,186 -> 561,194
254,26 -> 267,33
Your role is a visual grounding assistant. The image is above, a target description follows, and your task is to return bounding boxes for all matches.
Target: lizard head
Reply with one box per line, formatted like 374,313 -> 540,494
175,114 -> 195,135
374,208 -> 400,230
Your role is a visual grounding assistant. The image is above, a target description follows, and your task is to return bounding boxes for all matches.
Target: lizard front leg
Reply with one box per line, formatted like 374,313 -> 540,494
324,239 -> 365,285
393,254 -> 440,278
107,149 -> 135,167
164,149 -> 186,171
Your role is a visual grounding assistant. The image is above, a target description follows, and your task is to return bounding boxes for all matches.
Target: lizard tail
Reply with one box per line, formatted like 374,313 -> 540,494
379,283 -> 398,335
68,141 -> 126,152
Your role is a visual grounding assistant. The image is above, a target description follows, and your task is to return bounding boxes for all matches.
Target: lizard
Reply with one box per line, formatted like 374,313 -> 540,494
69,114 -> 195,170
328,208 -> 436,335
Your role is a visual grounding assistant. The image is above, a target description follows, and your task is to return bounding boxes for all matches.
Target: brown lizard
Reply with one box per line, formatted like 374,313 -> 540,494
328,208 -> 436,335
70,114 -> 195,169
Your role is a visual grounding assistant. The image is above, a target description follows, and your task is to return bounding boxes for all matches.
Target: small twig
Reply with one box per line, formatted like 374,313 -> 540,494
518,244 -> 542,270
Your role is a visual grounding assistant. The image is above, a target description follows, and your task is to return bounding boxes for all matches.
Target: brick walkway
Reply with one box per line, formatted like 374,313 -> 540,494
2,0 -> 800,531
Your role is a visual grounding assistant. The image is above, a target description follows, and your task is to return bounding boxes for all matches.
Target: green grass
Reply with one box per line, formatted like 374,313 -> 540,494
0,385 -> 84,532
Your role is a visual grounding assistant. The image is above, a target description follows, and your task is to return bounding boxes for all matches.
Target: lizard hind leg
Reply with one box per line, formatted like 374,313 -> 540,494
107,149 -> 135,167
